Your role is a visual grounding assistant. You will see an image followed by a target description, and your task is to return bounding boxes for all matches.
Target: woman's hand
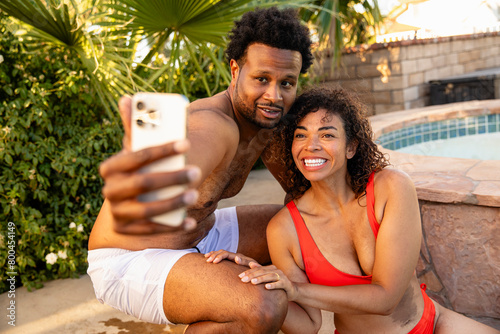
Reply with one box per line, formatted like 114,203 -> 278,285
239,264 -> 298,301
205,250 -> 298,300
205,250 -> 261,268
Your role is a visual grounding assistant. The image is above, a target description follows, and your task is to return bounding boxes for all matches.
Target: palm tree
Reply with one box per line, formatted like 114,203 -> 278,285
0,0 -> 382,113
0,0 -> 288,114
299,0 -> 382,70
1,0 -> 140,118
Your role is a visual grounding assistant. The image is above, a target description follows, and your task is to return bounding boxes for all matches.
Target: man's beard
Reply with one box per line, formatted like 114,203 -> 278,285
233,83 -> 282,129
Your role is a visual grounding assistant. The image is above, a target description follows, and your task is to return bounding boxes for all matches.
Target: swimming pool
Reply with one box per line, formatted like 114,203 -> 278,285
376,114 -> 500,160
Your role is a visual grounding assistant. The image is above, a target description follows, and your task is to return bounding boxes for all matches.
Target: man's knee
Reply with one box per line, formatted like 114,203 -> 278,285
242,287 -> 288,333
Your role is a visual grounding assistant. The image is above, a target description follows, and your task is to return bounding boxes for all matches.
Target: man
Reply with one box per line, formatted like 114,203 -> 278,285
87,7 -> 313,333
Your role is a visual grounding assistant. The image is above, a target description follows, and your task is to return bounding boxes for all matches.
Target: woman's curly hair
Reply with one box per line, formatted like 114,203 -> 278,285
274,86 -> 390,200
225,7 -> 313,73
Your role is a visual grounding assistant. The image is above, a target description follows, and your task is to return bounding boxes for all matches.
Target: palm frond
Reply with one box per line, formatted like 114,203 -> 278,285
1,0 -> 159,114
102,0 -> 306,96
0,0 -> 84,46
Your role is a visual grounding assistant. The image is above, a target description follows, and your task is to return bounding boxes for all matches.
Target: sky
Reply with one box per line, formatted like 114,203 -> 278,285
377,0 -> 401,15
374,0 -> 500,38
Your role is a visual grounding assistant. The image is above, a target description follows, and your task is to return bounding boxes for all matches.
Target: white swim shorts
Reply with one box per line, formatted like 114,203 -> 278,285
87,206 -> 239,324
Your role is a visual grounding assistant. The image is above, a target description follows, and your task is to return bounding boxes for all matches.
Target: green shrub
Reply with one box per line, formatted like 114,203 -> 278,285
0,22 -> 122,293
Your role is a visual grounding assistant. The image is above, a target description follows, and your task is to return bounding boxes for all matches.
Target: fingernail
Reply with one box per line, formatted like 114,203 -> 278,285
265,284 -> 272,289
183,217 -> 197,231
187,167 -> 201,182
183,190 -> 198,205
241,276 -> 249,283
238,273 -> 245,278
235,256 -> 241,263
174,139 -> 190,152
251,278 -> 258,284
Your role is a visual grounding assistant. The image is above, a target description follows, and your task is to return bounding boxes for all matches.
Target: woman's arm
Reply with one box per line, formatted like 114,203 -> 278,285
206,208 -> 322,334
266,210 -> 322,334
242,170 -> 422,316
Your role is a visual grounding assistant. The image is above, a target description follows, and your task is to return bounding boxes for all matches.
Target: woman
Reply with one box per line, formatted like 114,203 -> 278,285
206,87 -> 499,334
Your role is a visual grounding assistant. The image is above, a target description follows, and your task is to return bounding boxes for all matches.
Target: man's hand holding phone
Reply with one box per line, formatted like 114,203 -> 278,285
99,95 -> 201,234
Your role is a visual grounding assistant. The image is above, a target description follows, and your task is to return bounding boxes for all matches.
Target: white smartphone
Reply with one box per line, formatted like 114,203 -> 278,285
130,92 -> 189,226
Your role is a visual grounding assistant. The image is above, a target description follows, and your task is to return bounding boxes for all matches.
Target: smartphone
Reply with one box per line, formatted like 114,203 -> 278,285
130,93 -> 189,226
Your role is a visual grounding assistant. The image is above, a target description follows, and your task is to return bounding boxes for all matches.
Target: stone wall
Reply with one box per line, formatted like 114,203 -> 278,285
319,32 -> 500,115
416,201 -> 500,329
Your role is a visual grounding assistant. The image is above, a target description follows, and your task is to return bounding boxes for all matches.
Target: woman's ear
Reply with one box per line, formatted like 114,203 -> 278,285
346,140 -> 358,159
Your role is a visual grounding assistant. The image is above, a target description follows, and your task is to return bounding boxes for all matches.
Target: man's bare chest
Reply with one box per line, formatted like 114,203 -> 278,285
190,135 -> 271,217
217,141 -> 265,199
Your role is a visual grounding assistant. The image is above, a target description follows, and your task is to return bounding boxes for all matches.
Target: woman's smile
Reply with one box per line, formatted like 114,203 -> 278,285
303,158 -> 327,168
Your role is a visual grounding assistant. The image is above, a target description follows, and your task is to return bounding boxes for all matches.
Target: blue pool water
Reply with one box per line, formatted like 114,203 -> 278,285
377,114 -> 500,160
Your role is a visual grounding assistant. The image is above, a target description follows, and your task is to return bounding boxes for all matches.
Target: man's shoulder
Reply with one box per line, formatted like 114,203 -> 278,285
188,93 -> 238,132
185,93 -> 240,158
189,93 -> 232,118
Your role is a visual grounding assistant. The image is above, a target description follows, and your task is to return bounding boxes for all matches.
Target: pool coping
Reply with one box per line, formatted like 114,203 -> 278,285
369,99 -> 500,208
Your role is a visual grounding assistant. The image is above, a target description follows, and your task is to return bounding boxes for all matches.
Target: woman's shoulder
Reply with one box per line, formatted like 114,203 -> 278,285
271,203 -> 295,223
268,203 -> 298,234
373,168 -> 416,199
371,169 -> 419,229
374,168 -> 413,188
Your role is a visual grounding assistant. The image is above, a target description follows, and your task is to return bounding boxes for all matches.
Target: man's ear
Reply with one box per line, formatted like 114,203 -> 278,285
346,140 -> 358,159
230,59 -> 239,81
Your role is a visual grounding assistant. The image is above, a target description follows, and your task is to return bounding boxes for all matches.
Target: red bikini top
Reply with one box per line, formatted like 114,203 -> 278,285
286,172 -> 380,286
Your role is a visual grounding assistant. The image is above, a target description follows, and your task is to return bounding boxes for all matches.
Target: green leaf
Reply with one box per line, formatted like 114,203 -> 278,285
5,155 -> 13,166
3,85 -> 13,95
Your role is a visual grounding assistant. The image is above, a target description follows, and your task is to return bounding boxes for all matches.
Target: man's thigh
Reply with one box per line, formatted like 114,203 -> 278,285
236,204 -> 282,264
163,252 -> 287,326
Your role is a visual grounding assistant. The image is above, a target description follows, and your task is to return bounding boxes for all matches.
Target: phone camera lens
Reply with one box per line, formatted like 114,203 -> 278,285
148,110 -> 158,120
136,101 -> 145,110
136,119 -> 144,127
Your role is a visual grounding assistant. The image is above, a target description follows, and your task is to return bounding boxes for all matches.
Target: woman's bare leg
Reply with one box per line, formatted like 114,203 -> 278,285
434,302 -> 499,334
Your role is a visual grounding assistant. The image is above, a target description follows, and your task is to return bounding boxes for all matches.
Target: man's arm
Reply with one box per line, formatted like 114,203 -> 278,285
185,109 -> 239,184
96,96 -> 239,234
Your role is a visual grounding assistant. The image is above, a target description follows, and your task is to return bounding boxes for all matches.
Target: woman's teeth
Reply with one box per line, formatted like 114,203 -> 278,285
304,159 -> 326,167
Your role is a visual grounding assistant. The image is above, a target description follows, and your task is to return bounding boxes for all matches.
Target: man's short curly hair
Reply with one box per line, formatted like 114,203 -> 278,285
225,7 -> 313,73
274,86 -> 390,200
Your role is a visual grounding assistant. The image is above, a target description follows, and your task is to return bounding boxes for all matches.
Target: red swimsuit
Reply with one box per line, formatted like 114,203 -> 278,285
286,172 -> 379,286
286,172 -> 435,333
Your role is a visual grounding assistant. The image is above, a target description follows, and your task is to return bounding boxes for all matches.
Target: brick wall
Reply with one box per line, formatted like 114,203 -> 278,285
319,32 -> 500,115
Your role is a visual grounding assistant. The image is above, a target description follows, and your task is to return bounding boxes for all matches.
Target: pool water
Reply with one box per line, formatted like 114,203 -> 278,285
377,114 -> 500,160
396,132 -> 500,160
